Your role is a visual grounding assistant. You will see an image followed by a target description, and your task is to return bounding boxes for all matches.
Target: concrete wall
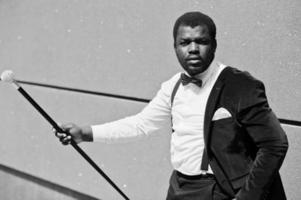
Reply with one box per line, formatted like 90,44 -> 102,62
0,164 -> 99,200
0,0 -> 300,199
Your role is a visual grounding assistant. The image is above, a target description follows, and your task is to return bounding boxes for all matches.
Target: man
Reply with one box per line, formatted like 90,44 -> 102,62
55,12 -> 288,200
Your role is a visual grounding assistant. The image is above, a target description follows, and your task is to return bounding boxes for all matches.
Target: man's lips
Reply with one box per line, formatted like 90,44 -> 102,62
186,57 -> 202,64
186,56 -> 202,60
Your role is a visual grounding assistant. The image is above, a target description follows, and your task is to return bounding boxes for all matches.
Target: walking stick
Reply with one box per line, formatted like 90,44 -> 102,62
1,70 -> 130,200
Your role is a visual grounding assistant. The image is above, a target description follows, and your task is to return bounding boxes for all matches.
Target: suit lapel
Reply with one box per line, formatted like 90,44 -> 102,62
203,67 -> 230,149
203,67 -> 236,196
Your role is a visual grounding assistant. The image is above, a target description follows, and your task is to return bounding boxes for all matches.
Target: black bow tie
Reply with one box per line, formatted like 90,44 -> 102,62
180,73 -> 203,87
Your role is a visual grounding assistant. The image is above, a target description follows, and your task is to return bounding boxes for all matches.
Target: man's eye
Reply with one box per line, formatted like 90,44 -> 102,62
180,41 -> 189,45
197,40 -> 210,45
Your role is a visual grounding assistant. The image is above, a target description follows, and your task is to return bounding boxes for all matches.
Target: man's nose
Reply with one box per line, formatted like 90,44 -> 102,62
188,42 -> 199,53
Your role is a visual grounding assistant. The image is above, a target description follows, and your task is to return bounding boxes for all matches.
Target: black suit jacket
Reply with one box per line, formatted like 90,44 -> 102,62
203,67 -> 288,200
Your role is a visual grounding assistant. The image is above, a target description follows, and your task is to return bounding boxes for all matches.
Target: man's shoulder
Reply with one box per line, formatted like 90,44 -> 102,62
221,66 -> 263,87
156,72 -> 182,97
168,72 -> 182,82
219,66 -> 266,99
161,72 -> 182,87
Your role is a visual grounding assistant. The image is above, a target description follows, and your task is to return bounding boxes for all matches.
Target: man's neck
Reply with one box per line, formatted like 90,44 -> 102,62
185,60 -> 217,86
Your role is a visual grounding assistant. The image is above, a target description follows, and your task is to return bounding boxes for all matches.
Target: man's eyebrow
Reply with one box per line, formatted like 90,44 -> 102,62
179,36 -> 210,41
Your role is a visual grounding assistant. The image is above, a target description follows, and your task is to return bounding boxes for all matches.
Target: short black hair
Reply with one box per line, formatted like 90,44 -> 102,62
173,11 -> 216,42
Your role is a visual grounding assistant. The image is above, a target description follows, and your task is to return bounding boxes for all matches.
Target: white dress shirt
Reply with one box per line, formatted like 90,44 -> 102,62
92,61 -> 226,175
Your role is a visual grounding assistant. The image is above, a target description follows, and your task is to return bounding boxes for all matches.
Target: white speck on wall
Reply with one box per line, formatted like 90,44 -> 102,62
288,30 -> 298,37
256,21 -> 265,27
78,172 -> 83,177
17,35 -> 23,40
126,49 -> 131,53
193,0 -> 200,5
123,184 -> 127,188
288,61 -> 299,68
67,29 -> 72,33
277,61 -> 284,67
99,20 -> 104,25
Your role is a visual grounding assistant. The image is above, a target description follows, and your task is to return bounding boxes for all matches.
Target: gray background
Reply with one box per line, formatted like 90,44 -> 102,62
0,0 -> 300,199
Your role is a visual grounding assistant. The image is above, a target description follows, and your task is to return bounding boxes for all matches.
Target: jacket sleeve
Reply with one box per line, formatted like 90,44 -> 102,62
235,80 -> 288,200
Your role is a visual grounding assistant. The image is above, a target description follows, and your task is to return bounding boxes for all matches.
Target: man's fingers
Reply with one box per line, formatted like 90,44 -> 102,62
57,132 -> 67,138
62,139 -> 71,145
52,123 -> 75,146
59,135 -> 72,145
52,123 -> 73,134
60,135 -> 72,143
53,122 -> 73,138
53,127 -> 67,138
52,123 -> 79,145
60,123 -> 75,131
